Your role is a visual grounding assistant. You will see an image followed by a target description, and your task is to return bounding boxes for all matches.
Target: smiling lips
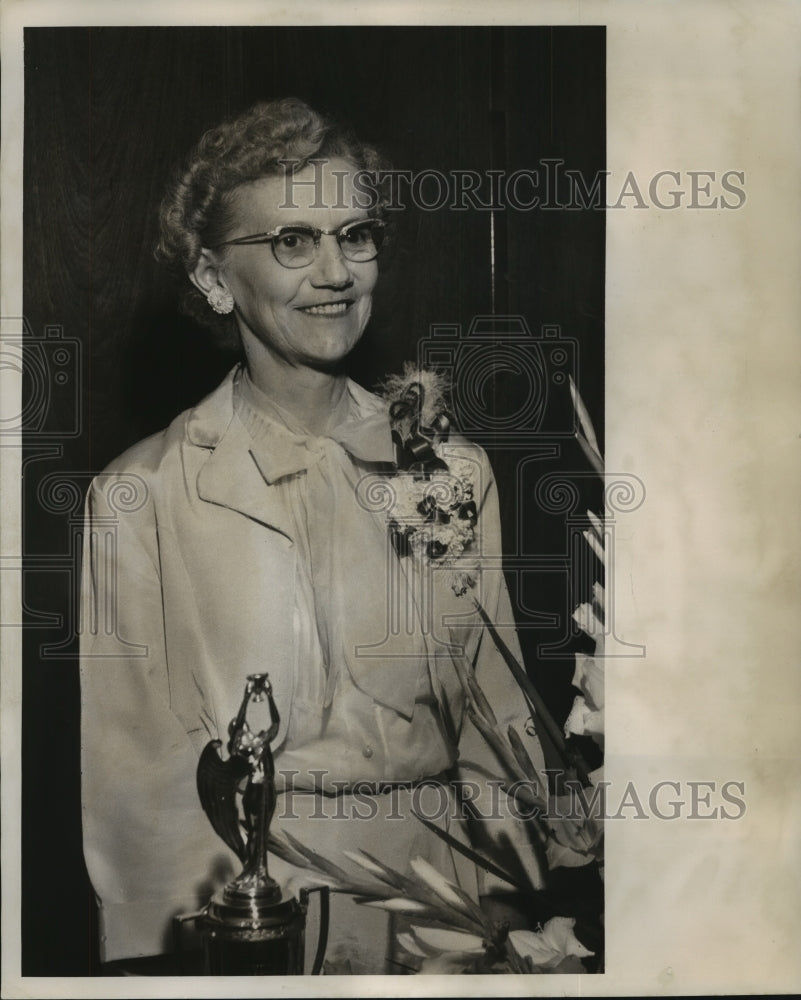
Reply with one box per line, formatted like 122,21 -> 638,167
297,300 -> 353,316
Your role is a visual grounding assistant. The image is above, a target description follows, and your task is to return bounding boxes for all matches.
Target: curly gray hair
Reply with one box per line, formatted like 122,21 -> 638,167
156,97 -> 389,346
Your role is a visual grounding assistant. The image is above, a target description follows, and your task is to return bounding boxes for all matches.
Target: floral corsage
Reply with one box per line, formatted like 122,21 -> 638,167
380,365 -> 479,596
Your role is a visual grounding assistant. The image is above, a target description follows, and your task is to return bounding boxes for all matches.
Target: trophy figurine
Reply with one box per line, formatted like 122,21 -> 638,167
181,673 -> 328,975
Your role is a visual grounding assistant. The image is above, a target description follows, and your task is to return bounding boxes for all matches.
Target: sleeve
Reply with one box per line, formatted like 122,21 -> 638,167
453,449 -> 548,896
79,471 -> 235,962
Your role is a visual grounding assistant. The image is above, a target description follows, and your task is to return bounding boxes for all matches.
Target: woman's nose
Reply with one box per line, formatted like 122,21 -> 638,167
309,234 -> 353,287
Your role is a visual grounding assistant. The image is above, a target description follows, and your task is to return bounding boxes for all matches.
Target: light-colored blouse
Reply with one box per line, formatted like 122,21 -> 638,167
232,369 -> 457,790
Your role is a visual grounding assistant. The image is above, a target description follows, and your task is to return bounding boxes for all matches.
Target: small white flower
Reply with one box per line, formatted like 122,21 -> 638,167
450,563 -> 479,596
508,916 -> 593,969
573,651 -> 604,710
564,695 -> 605,746
573,602 -> 604,642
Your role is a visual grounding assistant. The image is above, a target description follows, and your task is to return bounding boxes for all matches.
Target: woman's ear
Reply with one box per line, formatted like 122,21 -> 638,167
189,249 -> 228,297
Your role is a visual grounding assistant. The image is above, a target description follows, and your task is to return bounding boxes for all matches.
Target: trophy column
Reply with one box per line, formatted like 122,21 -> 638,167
189,673 -> 324,975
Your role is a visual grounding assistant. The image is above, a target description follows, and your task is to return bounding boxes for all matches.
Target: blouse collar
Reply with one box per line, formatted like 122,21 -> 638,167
233,366 -> 396,483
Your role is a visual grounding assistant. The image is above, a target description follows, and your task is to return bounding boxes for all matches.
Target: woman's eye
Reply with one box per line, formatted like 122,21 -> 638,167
276,230 -> 311,249
344,224 -> 371,245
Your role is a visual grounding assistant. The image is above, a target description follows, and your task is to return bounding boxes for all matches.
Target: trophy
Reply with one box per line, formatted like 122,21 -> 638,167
176,673 -> 329,975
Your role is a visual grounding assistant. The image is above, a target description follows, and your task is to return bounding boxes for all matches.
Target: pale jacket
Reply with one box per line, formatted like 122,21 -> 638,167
80,368 -> 542,962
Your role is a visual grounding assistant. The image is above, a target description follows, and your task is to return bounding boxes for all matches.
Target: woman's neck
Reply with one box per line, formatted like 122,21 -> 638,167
243,355 -> 349,436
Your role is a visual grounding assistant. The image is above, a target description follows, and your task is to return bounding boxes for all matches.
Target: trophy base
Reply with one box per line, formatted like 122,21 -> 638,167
198,884 -> 306,976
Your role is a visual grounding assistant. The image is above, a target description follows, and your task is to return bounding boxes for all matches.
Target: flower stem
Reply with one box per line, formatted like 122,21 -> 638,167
472,599 -> 593,788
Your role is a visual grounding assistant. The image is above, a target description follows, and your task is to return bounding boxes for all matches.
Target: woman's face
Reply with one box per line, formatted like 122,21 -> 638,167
217,158 -> 378,372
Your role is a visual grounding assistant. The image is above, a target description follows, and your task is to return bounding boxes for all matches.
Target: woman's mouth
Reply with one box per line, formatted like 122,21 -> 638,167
297,301 -> 352,316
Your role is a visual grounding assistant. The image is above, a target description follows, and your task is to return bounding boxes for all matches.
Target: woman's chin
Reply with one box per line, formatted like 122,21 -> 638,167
301,336 -> 363,370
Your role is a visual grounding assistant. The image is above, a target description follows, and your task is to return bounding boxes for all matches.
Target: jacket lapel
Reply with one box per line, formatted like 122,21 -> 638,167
187,369 -> 296,541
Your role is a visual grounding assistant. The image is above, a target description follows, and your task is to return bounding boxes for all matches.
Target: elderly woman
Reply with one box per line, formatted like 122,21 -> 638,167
80,97 -> 543,975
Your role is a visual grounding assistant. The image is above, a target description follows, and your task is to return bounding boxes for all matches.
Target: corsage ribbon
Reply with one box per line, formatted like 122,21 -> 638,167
389,381 -> 450,473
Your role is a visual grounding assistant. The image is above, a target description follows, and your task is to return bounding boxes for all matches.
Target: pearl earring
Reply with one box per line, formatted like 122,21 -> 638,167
207,287 -> 234,315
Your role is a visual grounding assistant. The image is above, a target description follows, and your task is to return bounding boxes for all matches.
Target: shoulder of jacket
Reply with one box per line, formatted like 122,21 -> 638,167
94,368 -> 238,485
96,414 -> 188,482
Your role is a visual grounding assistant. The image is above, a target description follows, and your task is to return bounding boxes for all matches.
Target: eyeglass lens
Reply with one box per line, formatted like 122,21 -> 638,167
273,221 -> 385,267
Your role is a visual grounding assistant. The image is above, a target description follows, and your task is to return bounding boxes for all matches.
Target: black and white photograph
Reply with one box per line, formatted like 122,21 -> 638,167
1,1 -> 799,996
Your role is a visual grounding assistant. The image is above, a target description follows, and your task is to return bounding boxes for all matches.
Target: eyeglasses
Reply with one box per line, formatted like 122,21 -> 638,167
213,218 -> 388,269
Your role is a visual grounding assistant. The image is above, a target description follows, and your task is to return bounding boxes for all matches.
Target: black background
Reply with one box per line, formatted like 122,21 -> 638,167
22,25 -> 604,974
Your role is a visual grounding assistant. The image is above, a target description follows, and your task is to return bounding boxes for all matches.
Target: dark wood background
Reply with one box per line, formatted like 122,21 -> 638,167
22,26 -> 604,974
